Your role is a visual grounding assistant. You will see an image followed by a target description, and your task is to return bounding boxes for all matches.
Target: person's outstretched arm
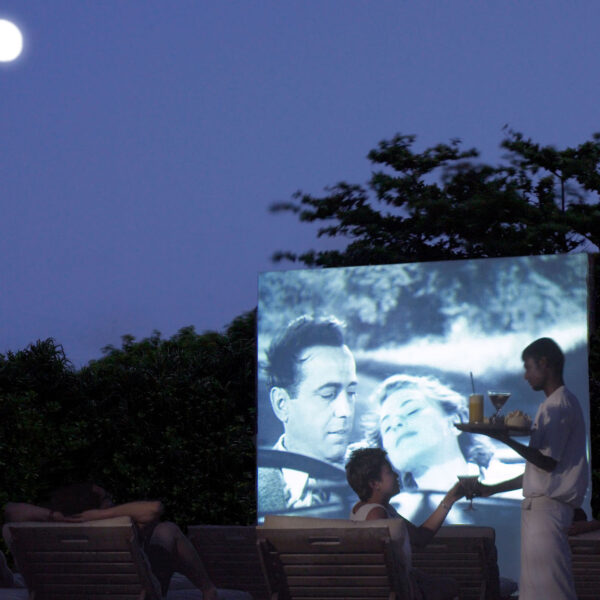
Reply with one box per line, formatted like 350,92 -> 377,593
363,483 -> 465,548
76,501 -> 164,526
411,482 -> 465,547
4,502 -> 82,523
478,474 -> 523,497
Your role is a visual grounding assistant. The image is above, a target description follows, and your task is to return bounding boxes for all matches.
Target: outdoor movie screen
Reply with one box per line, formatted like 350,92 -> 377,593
256,253 -> 591,582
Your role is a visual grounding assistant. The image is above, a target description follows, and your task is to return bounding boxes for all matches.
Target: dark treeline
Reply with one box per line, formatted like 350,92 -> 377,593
0,311 -> 256,529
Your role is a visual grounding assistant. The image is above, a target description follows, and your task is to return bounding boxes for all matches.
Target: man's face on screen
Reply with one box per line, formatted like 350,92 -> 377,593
284,345 -> 357,463
379,388 -> 449,472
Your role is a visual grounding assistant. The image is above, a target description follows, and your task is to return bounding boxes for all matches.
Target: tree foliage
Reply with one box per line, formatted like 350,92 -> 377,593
0,311 -> 257,530
0,340 -> 89,506
272,130 -> 600,266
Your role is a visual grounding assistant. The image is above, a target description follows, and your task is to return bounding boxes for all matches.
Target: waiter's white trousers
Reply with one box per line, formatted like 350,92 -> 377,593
520,496 -> 576,600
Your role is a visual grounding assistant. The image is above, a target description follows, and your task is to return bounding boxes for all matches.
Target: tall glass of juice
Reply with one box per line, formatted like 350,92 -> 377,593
469,394 -> 484,423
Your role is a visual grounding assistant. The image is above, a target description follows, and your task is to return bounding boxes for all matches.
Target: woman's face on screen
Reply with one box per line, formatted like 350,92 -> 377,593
378,387 -> 448,472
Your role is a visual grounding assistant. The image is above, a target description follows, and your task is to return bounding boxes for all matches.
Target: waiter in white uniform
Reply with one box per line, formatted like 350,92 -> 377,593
477,337 -> 588,600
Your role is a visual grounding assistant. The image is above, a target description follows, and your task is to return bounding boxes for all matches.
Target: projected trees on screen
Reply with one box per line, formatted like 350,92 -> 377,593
256,253 -> 590,582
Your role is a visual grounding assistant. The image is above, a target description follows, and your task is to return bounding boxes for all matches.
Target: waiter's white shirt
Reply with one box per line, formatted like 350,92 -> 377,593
523,385 -> 588,506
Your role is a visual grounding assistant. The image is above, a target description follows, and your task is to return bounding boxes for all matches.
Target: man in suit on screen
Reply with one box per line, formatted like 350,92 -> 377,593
258,316 -> 357,513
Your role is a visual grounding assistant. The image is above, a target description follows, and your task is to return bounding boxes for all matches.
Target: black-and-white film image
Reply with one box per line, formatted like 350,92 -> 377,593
256,253 -> 591,582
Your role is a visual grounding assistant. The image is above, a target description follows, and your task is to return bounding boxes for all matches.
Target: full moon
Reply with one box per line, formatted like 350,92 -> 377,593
0,19 -> 23,62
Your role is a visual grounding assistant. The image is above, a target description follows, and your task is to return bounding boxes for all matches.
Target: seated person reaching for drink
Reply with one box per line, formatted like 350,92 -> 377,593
345,447 -> 465,600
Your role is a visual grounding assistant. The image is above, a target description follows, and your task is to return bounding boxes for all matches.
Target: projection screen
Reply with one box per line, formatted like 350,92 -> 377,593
256,253 -> 592,583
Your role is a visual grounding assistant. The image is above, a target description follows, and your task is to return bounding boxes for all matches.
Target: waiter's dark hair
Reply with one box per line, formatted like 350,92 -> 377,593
522,337 -> 565,376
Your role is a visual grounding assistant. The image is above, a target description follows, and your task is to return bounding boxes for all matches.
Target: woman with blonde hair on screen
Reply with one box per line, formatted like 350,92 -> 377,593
359,374 -> 521,522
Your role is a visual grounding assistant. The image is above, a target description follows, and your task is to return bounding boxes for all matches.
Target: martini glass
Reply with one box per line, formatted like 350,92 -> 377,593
457,475 -> 480,510
488,391 -> 511,422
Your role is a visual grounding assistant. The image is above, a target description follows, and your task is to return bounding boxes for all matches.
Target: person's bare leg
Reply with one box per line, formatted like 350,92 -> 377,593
145,521 -> 220,600
0,551 -> 15,587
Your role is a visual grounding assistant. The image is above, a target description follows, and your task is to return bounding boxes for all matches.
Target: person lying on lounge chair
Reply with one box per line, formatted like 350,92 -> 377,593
4,482 -> 221,600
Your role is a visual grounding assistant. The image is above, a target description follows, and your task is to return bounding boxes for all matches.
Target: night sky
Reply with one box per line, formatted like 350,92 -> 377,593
2,1 -> 599,366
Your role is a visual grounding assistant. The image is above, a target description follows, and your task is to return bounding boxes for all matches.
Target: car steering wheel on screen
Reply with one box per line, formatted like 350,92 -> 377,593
257,448 -> 354,518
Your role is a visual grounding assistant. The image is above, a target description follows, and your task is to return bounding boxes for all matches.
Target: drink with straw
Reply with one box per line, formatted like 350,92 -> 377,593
468,372 -> 483,423
469,394 -> 484,423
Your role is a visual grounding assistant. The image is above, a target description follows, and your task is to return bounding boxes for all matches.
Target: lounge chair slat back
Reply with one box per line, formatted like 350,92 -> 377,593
569,532 -> 600,600
258,526 -> 407,600
6,518 -> 162,600
27,595 -> 148,600
23,557 -> 137,571
411,525 -> 499,600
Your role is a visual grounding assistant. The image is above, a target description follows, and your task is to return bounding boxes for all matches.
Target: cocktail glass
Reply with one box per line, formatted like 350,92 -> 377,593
488,391 -> 511,421
457,475 -> 480,511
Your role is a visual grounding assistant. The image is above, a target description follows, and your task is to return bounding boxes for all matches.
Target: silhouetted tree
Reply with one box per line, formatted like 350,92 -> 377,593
272,130 -> 600,266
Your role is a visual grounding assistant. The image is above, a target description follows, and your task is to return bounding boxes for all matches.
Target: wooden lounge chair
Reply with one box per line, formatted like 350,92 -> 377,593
188,525 -> 268,600
4,517 -> 162,600
261,516 -> 502,600
411,525 -> 500,600
258,516 -> 412,600
569,529 -> 600,600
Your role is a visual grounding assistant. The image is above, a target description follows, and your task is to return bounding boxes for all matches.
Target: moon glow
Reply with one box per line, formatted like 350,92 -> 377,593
0,19 -> 23,62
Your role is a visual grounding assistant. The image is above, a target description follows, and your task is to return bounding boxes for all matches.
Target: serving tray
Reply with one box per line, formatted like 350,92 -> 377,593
454,422 -> 532,436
